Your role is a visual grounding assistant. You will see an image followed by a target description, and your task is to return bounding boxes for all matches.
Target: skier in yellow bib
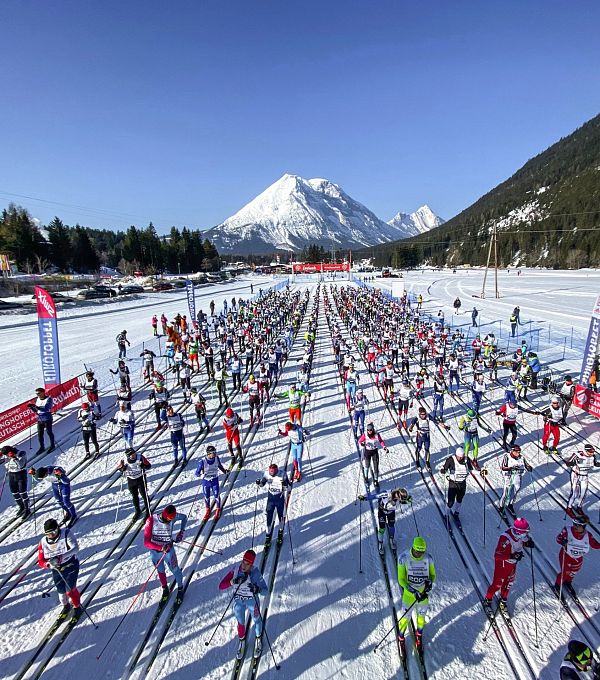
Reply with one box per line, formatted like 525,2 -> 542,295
397,536 -> 436,649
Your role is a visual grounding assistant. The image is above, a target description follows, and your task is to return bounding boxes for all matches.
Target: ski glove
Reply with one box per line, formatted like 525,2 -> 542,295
161,543 -> 173,553
232,574 -> 247,585
249,583 -> 260,594
510,551 -> 523,562
175,531 -> 184,543
383,447 -> 389,454
48,558 -> 61,569
415,590 -> 428,603
358,495 -> 366,501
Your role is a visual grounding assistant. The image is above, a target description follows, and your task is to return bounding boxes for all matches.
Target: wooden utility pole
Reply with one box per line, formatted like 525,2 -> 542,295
480,225 -> 500,298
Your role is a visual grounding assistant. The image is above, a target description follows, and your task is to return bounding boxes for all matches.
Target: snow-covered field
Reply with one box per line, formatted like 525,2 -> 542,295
0,271 -> 598,680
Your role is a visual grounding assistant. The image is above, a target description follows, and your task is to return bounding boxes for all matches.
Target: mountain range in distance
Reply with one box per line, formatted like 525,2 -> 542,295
204,173 -> 444,255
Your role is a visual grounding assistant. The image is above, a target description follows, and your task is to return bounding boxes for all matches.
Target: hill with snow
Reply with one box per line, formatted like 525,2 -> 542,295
387,205 -> 445,237
204,174 -> 442,254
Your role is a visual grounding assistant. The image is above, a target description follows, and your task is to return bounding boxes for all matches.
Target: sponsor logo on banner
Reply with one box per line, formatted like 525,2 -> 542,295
573,384 -> 600,420
292,263 -> 349,273
185,279 -> 196,321
0,377 -> 80,443
35,286 -> 61,389
579,294 -> 600,388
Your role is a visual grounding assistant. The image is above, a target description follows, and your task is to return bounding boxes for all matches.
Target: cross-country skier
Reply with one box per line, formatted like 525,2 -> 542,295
116,330 -> 130,359
275,384 -> 309,424
440,448 -> 475,526
470,372 -> 487,413
242,374 -> 261,427
349,389 -> 369,436
408,407 -> 435,470
458,408 -> 490,470
397,378 -> 413,430
357,422 -> 388,488
195,445 -> 227,521
559,640 -> 599,679
110,359 -> 130,388
139,348 -> 157,382
431,373 -> 447,423
165,405 -> 187,466
77,402 -> 101,459
143,504 -> 187,602
499,444 -> 533,515
565,444 -> 600,519
218,550 -> 269,660
111,401 -> 135,449
38,518 -> 81,611
190,388 -> 210,433
483,517 -> 534,611
29,465 -> 77,524
496,397 -> 519,451
278,421 -> 307,481
223,407 -> 243,465
558,376 -> 576,424
344,362 -> 360,409
397,536 -> 436,649
358,487 -> 411,554
256,463 -> 291,546
116,448 -> 151,518
148,381 -> 170,430
213,361 -> 229,407
554,516 -> 600,597
541,396 -> 563,454
81,370 -> 101,413
0,445 -> 31,518
29,387 -> 55,454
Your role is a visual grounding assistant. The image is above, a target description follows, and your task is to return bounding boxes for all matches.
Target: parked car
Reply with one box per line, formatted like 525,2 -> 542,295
0,299 -> 24,310
152,281 -> 174,292
30,292 -> 75,304
76,288 -> 112,300
93,285 -> 118,297
118,284 -> 144,295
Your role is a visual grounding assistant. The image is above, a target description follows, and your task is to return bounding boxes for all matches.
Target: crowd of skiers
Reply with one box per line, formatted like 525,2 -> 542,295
1,276 -> 598,677
324,282 -> 599,676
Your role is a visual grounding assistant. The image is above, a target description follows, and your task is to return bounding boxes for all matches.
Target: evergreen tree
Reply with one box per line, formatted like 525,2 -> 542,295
71,225 -> 100,273
47,217 -> 73,272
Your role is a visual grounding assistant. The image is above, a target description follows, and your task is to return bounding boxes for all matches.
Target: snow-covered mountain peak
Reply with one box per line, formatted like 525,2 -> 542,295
387,204 -> 445,236
204,174 -> 443,254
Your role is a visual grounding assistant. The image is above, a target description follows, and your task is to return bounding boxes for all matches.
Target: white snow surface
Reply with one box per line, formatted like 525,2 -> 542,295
0,270 -> 599,680
204,174 -> 442,253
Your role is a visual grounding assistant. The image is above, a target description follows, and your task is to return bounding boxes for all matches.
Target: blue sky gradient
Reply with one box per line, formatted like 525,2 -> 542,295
1,0 -> 599,233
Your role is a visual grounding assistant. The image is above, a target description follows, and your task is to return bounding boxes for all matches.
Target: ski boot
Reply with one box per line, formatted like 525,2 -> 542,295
507,503 -> 515,515
373,478 -> 380,490
389,537 -> 396,552
84,450 -> 92,460
265,532 -> 272,548
46,443 -> 56,454
415,630 -> 423,650
253,636 -> 263,659
202,507 -> 211,522
176,588 -> 185,604
160,586 -> 170,603
377,538 -> 384,556
214,506 -> 222,520
93,448 -> 101,459
277,527 -> 284,545
566,507 -> 578,520
35,446 -> 45,455
472,459 -> 481,471
236,636 -> 246,660
498,598 -> 508,614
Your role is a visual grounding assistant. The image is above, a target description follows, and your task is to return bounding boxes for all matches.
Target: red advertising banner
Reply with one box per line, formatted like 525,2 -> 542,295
292,263 -> 349,273
0,376 -> 81,443
573,384 -> 600,420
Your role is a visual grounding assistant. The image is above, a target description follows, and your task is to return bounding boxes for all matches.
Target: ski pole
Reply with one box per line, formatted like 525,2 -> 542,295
529,547 -> 539,647
113,473 -> 125,532
0,468 -> 7,505
141,473 -> 151,518
530,471 -> 543,522
541,547 -> 567,640
180,539 -> 223,555
373,599 -> 418,652
481,469 -> 488,546
410,500 -> 420,536
31,478 -> 37,533
251,485 -> 259,549
54,568 -> 98,628
229,497 -> 239,540
359,498 -> 363,574
204,584 -> 241,648
41,551 -> 98,598
97,552 -> 167,659
252,593 -> 282,670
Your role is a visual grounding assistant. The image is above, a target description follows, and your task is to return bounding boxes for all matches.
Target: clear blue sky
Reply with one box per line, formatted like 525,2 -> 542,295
1,0 -> 599,233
